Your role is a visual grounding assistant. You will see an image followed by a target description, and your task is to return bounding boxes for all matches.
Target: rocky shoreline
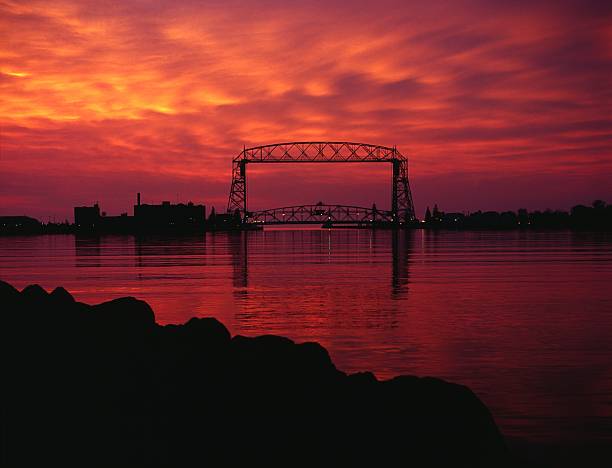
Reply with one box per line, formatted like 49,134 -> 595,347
2,280 -> 510,466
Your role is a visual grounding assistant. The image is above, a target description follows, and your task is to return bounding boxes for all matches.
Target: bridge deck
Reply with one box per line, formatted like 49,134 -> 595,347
245,203 -> 396,225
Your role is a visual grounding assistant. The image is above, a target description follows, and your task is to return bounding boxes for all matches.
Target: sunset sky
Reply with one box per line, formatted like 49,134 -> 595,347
1,0 -> 611,220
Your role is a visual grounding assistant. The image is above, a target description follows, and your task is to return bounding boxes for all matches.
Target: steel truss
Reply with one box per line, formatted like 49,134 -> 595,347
247,203 -> 394,225
227,142 -> 415,224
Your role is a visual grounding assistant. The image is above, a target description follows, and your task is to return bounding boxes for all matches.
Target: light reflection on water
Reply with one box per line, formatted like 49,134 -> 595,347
1,229 -> 612,444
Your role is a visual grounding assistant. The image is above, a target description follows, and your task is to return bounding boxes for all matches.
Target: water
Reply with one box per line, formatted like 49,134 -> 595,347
1,229 -> 612,446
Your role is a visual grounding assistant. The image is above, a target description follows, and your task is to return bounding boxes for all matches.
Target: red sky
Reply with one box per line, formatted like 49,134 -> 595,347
1,0 -> 611,221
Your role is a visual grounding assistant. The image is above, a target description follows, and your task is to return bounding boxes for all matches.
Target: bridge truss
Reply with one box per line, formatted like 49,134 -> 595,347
247,203 -> 394,225
227,142 -> 415,224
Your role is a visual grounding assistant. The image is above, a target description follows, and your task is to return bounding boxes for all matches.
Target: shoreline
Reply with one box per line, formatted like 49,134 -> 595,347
2,226 -> 612,238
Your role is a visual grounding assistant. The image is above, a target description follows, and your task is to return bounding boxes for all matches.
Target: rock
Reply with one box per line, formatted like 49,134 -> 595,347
21,283 -> 48,300
91,296 -> 156,330
0,279 -> 20,303
2,280 -> 510,467
346,370 -> 378,384
182,316 -> 231,346
294,341 -> 340,378
50,286 -> 75,304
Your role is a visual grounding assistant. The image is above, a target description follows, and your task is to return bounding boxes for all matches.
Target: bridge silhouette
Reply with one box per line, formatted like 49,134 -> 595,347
227,142 -> 416,226
246,202 -> 393,226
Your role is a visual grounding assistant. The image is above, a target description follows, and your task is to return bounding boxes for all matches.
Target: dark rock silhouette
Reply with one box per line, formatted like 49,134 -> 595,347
2,280 -> 510,467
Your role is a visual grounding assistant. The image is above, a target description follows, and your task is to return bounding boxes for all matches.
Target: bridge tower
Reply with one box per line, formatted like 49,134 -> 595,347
228,158 -> 247,217
227,142 -> 415,224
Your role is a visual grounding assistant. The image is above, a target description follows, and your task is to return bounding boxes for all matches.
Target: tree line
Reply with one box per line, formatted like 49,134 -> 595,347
423,200 -> 612,230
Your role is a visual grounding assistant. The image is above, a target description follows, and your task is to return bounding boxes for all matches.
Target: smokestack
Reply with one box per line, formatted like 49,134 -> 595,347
137,192 -> 141,206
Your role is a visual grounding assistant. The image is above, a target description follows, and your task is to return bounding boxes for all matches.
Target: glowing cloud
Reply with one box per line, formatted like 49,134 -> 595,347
1,0 -> 611,219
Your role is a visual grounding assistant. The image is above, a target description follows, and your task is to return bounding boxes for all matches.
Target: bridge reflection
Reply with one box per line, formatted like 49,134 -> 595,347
73,231 -> 413,308
230,229 -> 413,300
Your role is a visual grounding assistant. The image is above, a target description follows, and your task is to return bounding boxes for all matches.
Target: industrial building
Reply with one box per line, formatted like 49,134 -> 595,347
74,204 -> 101,229
134,193 -> 205,231
73,194 -> 206,233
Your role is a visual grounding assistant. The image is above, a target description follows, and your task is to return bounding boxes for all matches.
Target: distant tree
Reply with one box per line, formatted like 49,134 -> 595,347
571,205 -> 588,216
593,200 -> 606,210
425,207 -> 432,222
209,206 -> 216,221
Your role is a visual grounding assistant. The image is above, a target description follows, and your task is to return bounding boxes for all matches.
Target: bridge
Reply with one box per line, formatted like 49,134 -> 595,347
227,142 -> 416,226
246,202 -> 394,226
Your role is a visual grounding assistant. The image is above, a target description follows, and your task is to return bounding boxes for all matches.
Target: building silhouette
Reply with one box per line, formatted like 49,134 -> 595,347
134,193 -> 205,231
74,204 -> 101,229
72,194 -> 206,233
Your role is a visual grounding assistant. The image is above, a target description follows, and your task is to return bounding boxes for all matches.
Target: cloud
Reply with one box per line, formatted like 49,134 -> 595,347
1,0 -> 610,219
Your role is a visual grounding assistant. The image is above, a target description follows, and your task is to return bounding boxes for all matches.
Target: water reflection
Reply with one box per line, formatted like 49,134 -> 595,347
133,235 -> 208,269
2,229 -> 611,445
391,229 -> 413,298
224,229 -> 414,345
74,235 -> 101,268
227,229 -> 413,299
230,232 -> 248,291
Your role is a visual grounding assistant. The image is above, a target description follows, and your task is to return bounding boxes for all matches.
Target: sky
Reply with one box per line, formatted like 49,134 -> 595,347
1,0 -> 611,221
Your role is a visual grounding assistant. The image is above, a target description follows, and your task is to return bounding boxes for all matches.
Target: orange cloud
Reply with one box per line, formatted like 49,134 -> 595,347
1,0 -> 611,219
